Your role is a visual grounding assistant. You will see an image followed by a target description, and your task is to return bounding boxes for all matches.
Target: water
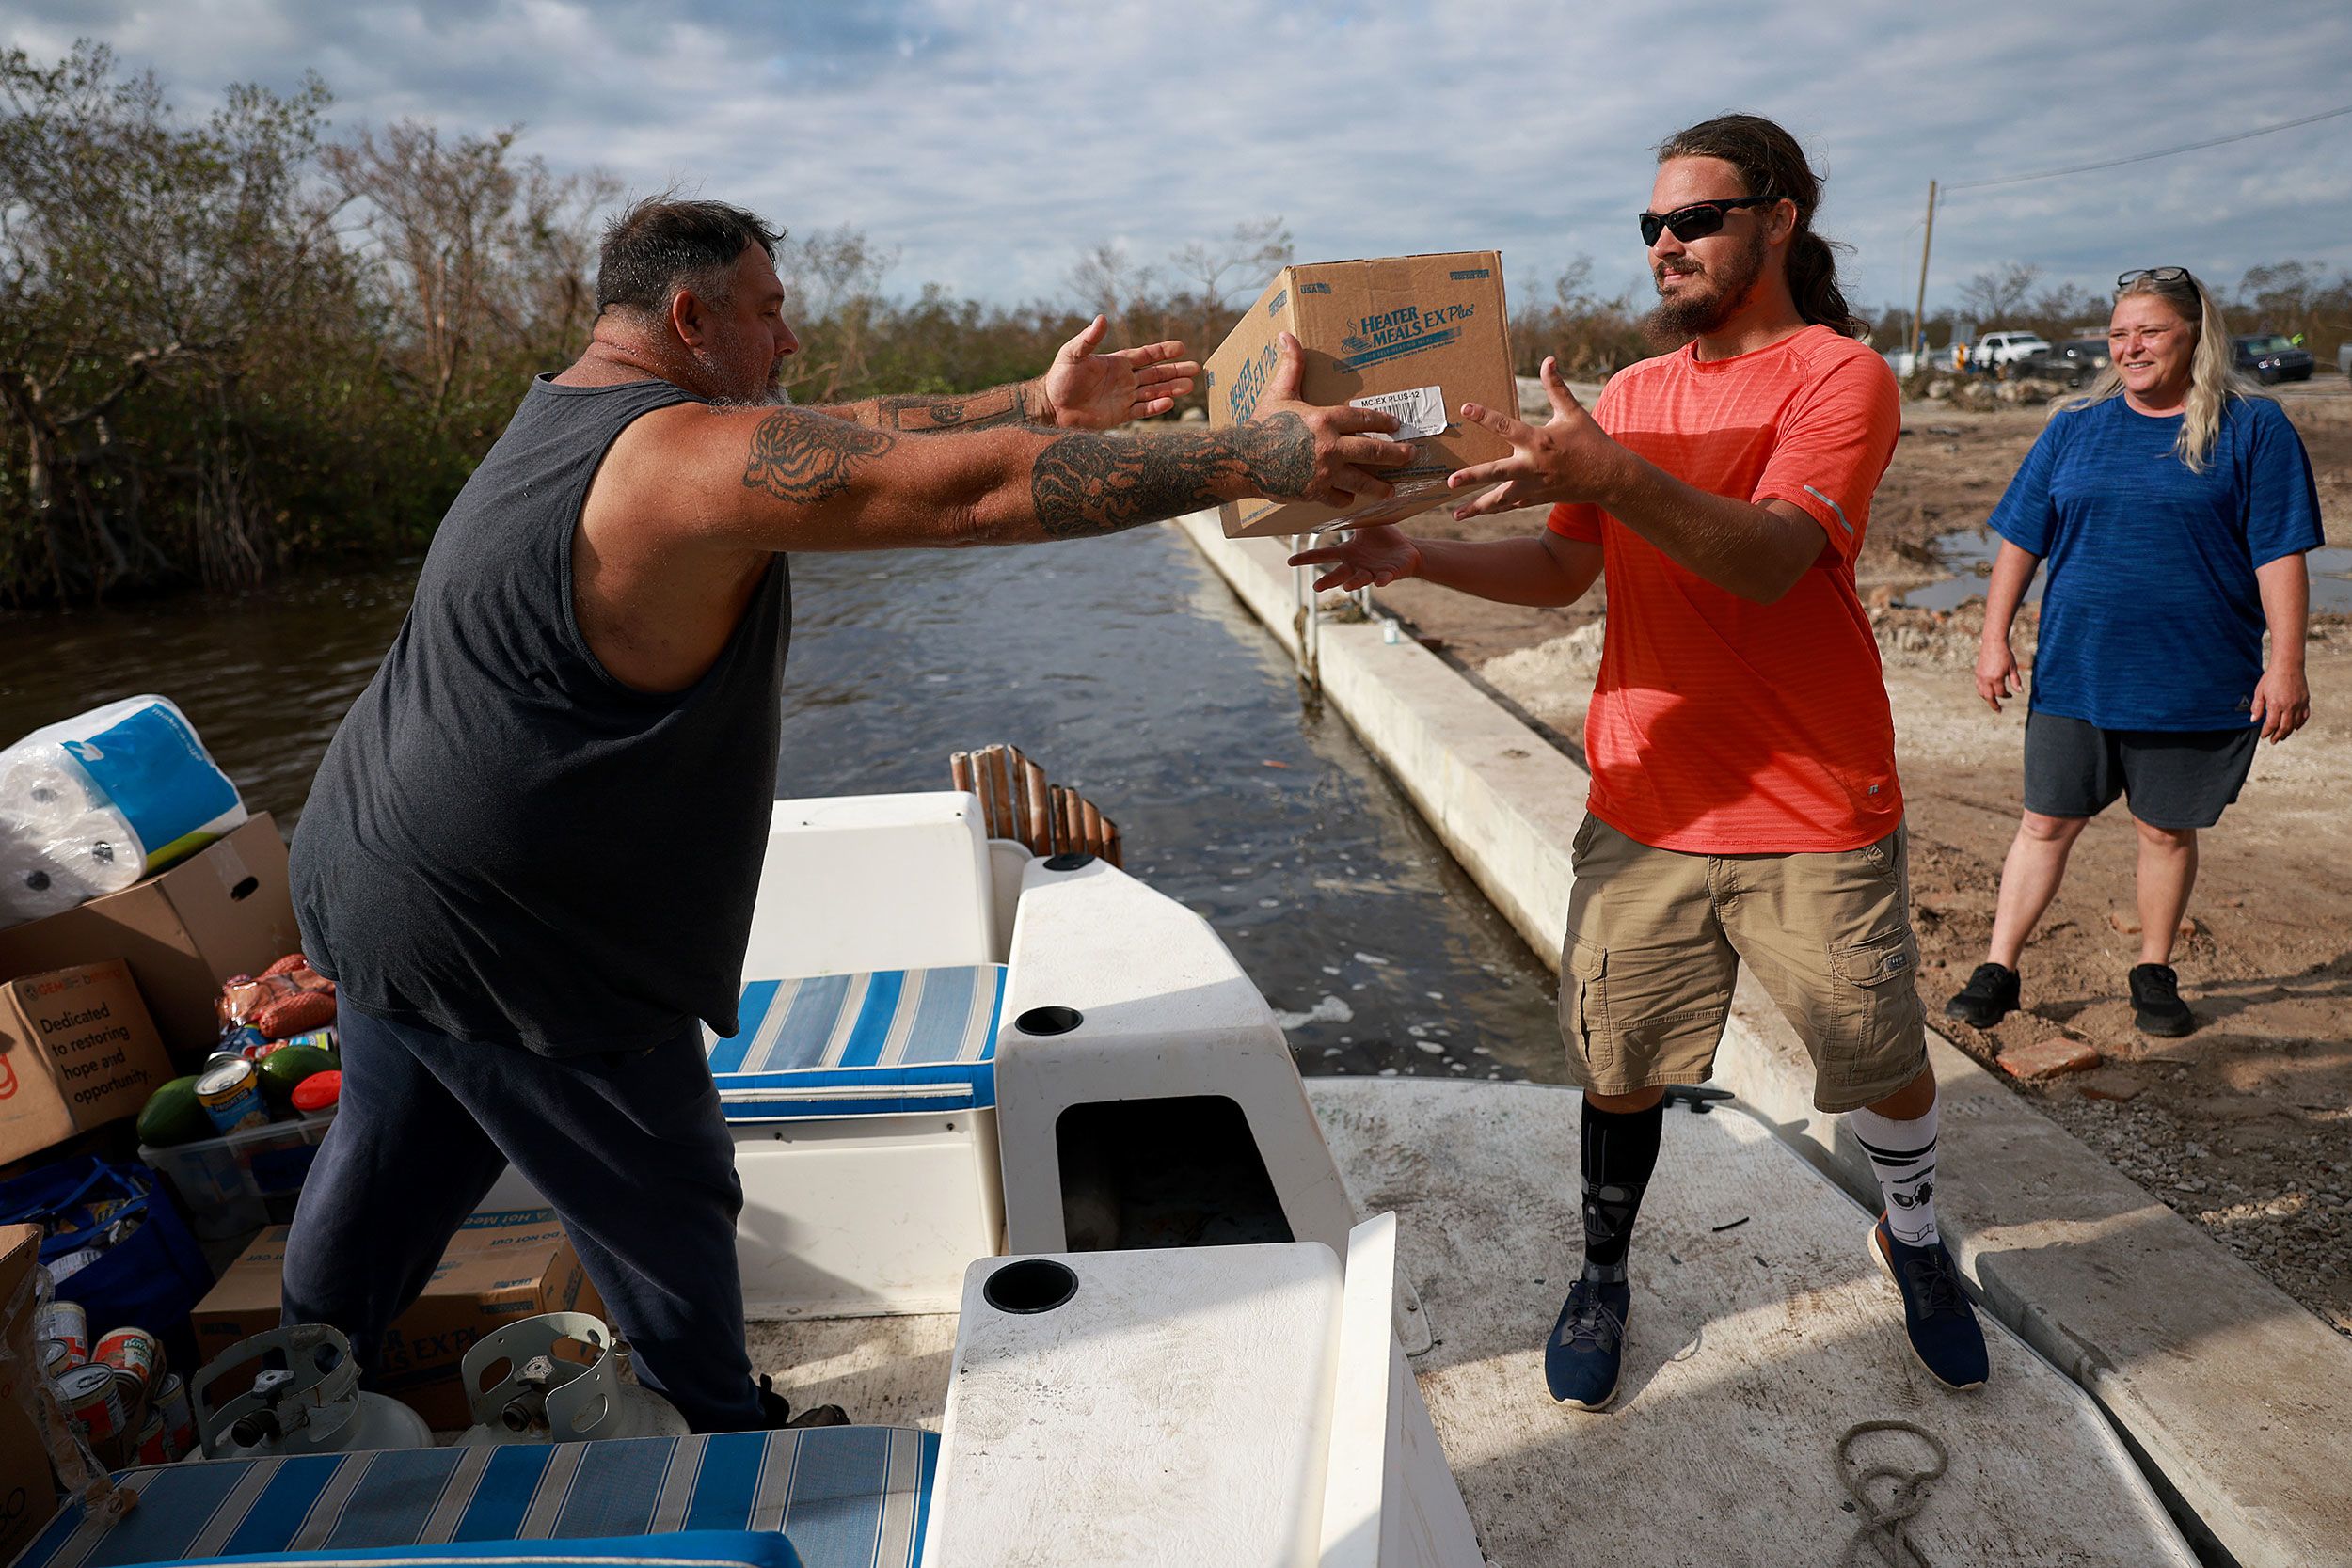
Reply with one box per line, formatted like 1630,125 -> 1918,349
3,529 -> 1565,1082
1899,531 -> 2352,613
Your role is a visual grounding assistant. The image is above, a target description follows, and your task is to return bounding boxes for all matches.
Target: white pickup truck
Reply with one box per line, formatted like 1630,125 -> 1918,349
1970,331 -> 2052,372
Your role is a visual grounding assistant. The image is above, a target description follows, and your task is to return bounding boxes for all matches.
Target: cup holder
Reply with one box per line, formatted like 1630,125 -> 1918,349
1014,1006 -> 1083,1036
983,1259 -> 1079,1315
1043,852 -> 1096,871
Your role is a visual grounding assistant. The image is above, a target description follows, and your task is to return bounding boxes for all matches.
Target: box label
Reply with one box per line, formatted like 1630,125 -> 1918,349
1349,386 -> 1448,441
1338,301 -> 1479,372
1223,341 -> 1281,426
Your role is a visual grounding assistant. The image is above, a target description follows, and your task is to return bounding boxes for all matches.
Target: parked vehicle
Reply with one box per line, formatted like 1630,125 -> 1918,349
1882,343 -> 1951,379
2016,337 -> 2109,388
2233,334 -> 2313,384
1970,331 -> 2051,372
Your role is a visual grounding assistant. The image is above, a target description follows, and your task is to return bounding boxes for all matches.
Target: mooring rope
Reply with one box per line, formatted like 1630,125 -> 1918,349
1836,1419 -> 1949,1568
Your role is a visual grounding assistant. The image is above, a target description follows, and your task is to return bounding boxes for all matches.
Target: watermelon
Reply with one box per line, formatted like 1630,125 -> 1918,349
135,1076 -> 211,1148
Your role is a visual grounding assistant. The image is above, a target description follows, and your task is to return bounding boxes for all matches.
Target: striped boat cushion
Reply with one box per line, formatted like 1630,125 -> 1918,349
94,1533 -> 803,1568
16,1427 -> 936,1568
705,966 -> 1006,1120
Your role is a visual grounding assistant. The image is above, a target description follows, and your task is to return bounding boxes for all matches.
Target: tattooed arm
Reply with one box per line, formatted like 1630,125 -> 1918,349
822,382 -> 1050,435
818,316 -> 1200,435
656,333 -> 1406,552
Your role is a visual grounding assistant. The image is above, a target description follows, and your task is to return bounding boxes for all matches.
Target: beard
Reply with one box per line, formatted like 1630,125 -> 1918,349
1642,229 -> 1768,348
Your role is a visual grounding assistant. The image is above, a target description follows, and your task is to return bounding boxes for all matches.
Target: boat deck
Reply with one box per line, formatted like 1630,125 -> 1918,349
747,1077 -> 2196,1565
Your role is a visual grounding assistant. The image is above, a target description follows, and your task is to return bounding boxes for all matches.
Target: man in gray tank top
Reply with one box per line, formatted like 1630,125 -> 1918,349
283,198 -> 1407,1430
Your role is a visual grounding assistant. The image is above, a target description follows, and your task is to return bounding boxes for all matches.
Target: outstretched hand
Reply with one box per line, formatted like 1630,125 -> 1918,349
1445,356 -> 1628,521
1041,315 -> 1200,429
1248,331 -> 1412,506
1288,524 -> 1422,593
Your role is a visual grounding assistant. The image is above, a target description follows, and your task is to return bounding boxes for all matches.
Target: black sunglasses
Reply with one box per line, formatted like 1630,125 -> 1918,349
1639,196 -> 1774,246
2118,266 -> 2193,290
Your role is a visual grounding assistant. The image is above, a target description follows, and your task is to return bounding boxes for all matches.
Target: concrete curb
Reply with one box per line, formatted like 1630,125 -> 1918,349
1175,510 -> 2352,1568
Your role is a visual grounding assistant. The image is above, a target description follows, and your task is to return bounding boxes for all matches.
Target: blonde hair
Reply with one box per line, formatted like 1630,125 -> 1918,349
2049,269 -> 2264,471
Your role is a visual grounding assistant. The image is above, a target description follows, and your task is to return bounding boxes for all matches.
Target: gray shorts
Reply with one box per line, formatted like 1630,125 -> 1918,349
2023,710 -> 2257,831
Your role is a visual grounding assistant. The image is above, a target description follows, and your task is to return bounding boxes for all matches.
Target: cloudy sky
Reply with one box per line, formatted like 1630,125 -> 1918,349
9,0 -> 2351,328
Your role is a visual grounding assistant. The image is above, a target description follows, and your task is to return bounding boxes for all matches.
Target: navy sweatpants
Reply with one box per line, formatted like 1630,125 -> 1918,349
281,1005 -> 764,1433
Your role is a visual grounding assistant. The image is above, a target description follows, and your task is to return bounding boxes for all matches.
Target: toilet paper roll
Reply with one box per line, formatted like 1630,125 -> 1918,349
0,805 -> 140,926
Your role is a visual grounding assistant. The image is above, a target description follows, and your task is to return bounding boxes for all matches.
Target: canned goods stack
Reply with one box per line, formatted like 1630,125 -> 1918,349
40,1296 -> 189,1463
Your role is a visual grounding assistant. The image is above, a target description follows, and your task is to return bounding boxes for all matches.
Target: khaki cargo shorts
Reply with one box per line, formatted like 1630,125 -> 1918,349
1557,815 -> 1928,1114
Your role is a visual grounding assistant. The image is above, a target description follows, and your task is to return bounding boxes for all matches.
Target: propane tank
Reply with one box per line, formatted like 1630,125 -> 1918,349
456,1311 -> 687,1446
191,1323 -> 431,1459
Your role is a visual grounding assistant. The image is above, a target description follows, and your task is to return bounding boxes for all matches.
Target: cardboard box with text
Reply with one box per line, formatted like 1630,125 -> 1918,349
1204,251 -> 1515,538
0,816 -> 299,1063
0,1225 -> 61,1563
0,962 -> 174,1165
191,1209 -> 603,1429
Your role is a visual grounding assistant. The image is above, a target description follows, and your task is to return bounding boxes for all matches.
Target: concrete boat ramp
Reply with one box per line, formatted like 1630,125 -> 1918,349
750,1075 -> 2194,1564
1311,1078 -> 2192,1566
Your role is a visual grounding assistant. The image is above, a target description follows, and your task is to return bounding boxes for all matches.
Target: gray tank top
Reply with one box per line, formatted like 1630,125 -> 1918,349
293,375 -> 790,1055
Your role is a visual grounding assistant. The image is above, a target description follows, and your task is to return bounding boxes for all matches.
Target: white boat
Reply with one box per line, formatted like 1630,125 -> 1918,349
14,789 -> 2199,1568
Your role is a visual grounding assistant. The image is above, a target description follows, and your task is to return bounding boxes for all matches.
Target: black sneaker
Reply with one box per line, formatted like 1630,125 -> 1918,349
2129,964 -> 2195,1037
1544,1276 -> 1630,1411
1869,1218 -> 1988,1391
1943,962 -> 2020,1028
757,1374 -> 851,1430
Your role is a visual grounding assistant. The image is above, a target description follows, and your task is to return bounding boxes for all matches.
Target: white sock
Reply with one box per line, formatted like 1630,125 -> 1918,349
1849,1096 -> 1940,1247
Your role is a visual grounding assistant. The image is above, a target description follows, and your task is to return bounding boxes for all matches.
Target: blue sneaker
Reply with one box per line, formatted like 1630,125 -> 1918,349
1544,1276 -> 1630,1410
1869,1217 -> 1989,1391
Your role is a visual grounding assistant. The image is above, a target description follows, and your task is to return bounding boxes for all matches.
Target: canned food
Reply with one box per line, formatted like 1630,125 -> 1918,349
94,1326 -> 164,1404
40,1340 -> 75,1379
57,1363 -> 124,1442
204,1050 -> 249,1075
36,1299 -> 87,1363
135,1409 -> 169,1465
196,1058 -> 269,1133
49,1247 -> 104,1285
155,1372 -> 194,1457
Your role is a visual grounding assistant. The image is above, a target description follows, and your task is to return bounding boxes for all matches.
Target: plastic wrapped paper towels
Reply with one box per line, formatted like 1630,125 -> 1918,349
0,695 -> 246,929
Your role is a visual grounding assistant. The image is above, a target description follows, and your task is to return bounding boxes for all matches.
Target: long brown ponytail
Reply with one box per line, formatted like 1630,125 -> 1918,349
1656,114 -> 1866,339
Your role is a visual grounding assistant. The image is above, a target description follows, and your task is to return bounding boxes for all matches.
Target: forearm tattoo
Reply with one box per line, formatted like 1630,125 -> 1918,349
851,383 -> 1041,433
741,409 -> 897,503
1030,410 -> 1315,541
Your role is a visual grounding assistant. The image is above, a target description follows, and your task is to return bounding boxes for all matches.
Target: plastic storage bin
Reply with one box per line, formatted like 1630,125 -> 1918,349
140,1111 -> 336,1238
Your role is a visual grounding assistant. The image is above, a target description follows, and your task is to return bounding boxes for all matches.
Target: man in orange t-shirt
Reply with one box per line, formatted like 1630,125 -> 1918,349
1294,114 -> 1987,1411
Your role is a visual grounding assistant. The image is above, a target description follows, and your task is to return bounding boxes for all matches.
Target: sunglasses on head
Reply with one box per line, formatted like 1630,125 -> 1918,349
2118,266 -> 2193,290
1638,195 -> 1774,246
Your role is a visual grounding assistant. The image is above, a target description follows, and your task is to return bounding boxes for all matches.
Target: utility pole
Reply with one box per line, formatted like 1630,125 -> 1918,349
1910,180 -> 1937,363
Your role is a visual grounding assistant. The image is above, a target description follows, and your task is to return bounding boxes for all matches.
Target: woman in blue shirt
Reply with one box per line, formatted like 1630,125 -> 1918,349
1946,267 -> 2319,1037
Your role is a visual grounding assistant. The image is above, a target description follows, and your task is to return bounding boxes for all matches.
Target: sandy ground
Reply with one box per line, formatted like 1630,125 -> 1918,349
1370,378 -> 2352,1336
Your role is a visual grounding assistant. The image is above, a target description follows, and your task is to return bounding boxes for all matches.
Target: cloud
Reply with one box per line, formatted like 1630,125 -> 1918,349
7,0 -> 2348,326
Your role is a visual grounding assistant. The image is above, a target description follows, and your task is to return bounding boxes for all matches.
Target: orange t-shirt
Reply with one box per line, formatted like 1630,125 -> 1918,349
1549,324 -> 1902,854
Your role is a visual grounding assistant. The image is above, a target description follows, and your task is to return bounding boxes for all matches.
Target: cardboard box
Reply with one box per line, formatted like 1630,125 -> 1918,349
191,1209 -> 604,1430
1203,251 -> 1516,538
0,1225 -> 61,1560
0,962 -> 175,1165
0,816 -> 299,1063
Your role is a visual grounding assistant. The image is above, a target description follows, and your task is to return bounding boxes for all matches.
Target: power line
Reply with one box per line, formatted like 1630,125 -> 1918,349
1945,103 -> 2352,193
